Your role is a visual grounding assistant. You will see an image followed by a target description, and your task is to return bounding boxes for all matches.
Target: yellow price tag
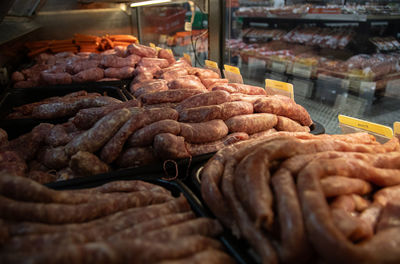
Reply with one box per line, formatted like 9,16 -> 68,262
166,49 -> 173,55
224,65 -> 241,75
394,122 -> 400,137
205,60 -> 218,69
338,115 -> 393,139
183,53 -> 192,65
149,43 -> 156,48
265,79 -> 294,99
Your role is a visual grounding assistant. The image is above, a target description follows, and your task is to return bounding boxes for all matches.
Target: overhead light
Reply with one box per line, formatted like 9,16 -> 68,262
130,0 -> 171,7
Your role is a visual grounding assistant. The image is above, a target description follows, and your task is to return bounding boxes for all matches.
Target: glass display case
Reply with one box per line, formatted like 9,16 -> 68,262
224,0 -> 400,134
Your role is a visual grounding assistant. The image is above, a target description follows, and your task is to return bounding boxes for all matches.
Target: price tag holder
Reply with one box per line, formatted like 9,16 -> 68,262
205,60 -> 221,77
183,53 -> 192,66
338,114 -> 393,144
167,36 -> 175,46
394,122 -> 400,139
265,79 -> 294,100
149,43 -> 156,49
292,62 -> 312,79
159,34 -> 167,44
223,65 -> 243,84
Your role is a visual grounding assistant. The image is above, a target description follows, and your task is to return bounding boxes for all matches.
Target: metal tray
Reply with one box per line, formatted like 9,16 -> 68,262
46,173 -> 253,264
0,85 -> 128,139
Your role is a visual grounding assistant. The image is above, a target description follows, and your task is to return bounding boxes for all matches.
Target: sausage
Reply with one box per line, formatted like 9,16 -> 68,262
225,113 -> 278,134
104,66 -> 135,79
168,79 -> 207,91
116,147 -> 158,168
99,107 -> 178,163
133,80 -> 168,98
201,78 -> 229,90
130,79 -> 165,93
230,93 -> 267,104
72,100 -> 140,130
0,128 -> 8,147
127,43 -> 157,57
320,176 -> 373,197
127,120 -> 181,147
100,54 -> 141,68
134,65 -> 161,76
139,58 -> 170,68
153,133 -> 190,160
27,170 -> 57,184
37,146 -> 69,169
0,161 -> 27,177
178,104 -> 222,123
254,96 -> 313,127
189,67 -> 220,79
276,116 -> 311,132
161,68 -> 189,81
376,202 -> 400,232
40,71 -> 72,85
158,48 -> 176,64
66,59 -> 100,74
45,123 -> 78,147
139,89 -> 205,105
331,208 -> 373,242
180,120 -> 229,144
156,249 -> 236,264
69,151 -> 110,176
11,71 -> 25,82
133,71 -> 154,83
175,90 -> 231,112
71,67 -> 104,83
186,132 -> 249,156
65,108 -> 132,156
220,101 -> 254,120
32,96 -> 122,119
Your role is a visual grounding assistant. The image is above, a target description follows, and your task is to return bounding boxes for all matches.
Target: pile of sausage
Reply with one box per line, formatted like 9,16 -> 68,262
0,174 -> 235,264
200,132 -> 400,264
5,90 -> 137,120
11,43 -> 175,88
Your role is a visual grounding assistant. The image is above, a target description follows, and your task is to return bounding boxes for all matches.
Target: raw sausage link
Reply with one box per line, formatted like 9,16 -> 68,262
276,116 -> 311,132
128,43 -> 157,57
115,147 -> 158,168
180,120 -> 229,144
139,89 -> 205,105
175,90 -> 231,112
153,133 -> 190,160
225,113 -> 278,134
69,151 -> 110,176
72,67 -> 104,83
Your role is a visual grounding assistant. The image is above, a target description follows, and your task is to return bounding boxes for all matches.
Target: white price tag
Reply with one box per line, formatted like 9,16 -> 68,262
385,79 -> 400,98
224,70 -> 244,84
271,61 -> 286,73
360,81 -> 376,94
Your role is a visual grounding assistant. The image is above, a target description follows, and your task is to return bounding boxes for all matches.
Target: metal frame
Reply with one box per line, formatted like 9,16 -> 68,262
208,0 -> 224,67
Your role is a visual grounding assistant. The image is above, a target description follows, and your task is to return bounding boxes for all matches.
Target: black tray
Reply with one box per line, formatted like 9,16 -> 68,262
0,85 -> 128,139
46,174 -> 253,264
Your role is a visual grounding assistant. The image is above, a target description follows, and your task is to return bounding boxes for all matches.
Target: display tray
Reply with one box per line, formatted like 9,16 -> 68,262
0,85 -> 128,139
46,174 -> 252,264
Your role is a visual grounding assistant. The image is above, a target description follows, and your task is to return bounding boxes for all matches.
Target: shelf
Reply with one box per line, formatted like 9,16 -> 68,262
239,13 -> 400,22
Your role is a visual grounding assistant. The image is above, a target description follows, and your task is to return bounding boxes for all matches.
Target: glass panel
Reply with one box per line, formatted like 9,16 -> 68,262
136,3 -> 208,67
224,0 -> 400,134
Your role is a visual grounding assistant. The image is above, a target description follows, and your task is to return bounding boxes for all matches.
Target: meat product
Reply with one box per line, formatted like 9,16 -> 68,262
0,151 -> 23,164
178,105 -> 222,123
71,67 -> 104,83
133,71 -> 154,83
330,195 -> 356,212
331,208 -> 373,242
100,107 -> 178,163
376,202 -> 400,232
230,93 -> 267,104
156,249 -> 236,264
70,151 -> 110,176
189,67 -> 220,79
0,161 -> 27,177
180,120 -> 229,144
187,132 -> 249,156
37,146 -> 69,169
168,79 -> 207,91
374,185 -> 400,206
40,71 -> 72,85
276,116 -> 311,132
134,65 -> 161,76
139,58 -> 170,68
128,43 -> 157,57
175,90 -> 231,112
271,168 -> 312,263
161,68 -> 189,81
201,78 -> 229,90
104,66 -> 135,79
213,83 -> 267,95
130,79 -> 164,93
13,80 -> 37,89
45,122 -> 78,147
248,129 -> 277,139
72,100 -> 140,130
139,89 -> 205,105
320,176 -> 372,197
220,101 -> 254,120
254,96 -> 313,127
127,119 -> 181,147
0,191 -> 172,224
65,108 -> 132,155
116,147 -> 158,168
32,96 -> 121,119
153,133 -> 190,160
175,75 -> 202,82
74,180 -> 171,194
66,59 -> 100,74
11,71 -> 25,82
140,218 -> 222,242
158,48 -> 176,64
132,80 -> 168,97
100,54 -> 140,68
27,170 -> 57,184
225,113 -> 278,134
0,129 -> 8,147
